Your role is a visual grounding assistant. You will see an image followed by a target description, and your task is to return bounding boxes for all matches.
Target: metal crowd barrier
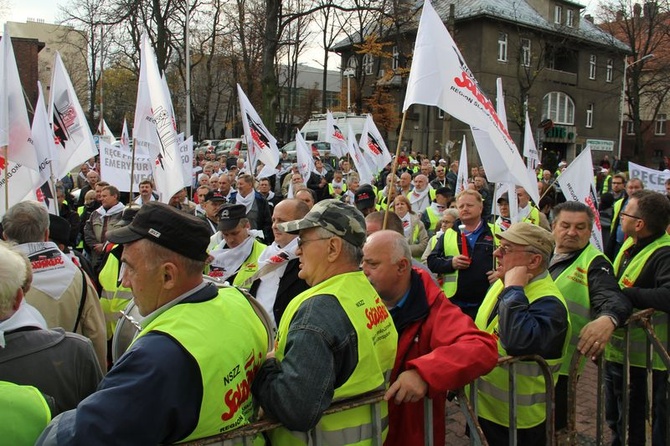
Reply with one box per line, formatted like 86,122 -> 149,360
181,389 -> 386,446
557,308 -> 670,446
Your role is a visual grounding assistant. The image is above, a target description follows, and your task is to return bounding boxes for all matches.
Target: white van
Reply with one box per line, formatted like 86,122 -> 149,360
300,113 -> 367,142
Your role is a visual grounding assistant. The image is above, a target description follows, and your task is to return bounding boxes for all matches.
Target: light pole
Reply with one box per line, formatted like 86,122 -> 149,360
343,68 -> 355,113
617,53 -> 653,159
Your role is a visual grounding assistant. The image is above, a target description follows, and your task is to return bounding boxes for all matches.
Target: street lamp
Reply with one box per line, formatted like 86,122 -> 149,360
617,53 -> 654,159
343,68 -> 355,113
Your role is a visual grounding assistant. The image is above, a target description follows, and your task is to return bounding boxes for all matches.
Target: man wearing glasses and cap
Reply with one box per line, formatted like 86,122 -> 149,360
473,222 -> 570,446
38,202 -> 271,445
251,199 -> 398,445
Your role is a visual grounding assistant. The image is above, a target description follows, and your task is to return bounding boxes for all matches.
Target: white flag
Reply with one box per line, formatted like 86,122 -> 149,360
402,0 -> 539,204
455,139 -> 468,194
0,25 -> 38,171
358,114 -> 392,174
237,84 -> 280,174
97,119 -> 116,144
556,146 -> 603,251
295,130 -> 315,181
120,119 -> 130,151
348,123 -> 373,185
32,82 -> 59,186
49,52 -> 97,179
495,78 -> 507,130
178,136 -> 194,188
99,140 -> 153,192
628,161 -> 668,193
133,34 -> 185,203
326,111 -> 348,158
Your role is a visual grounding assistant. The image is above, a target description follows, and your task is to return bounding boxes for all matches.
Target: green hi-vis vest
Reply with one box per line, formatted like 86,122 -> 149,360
440,223 -> 497,298
554,245 -> 608,375
98,246 -> 134,339
0,381 -> 51,445
474,274 -> 571,429
522,206 -> 542,226
329,183 -> 347,199
270,271 -> 398,445
601,175 -> 612,194
133,288 -> 269,444
612,198 -> 624,226
425,206 -> 441,233
232,240 -> 266,288
606,234 -> 670,370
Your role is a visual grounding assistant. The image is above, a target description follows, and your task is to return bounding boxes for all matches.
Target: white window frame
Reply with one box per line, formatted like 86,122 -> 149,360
655,114 -> 667,135
626,120 -> 635,135
363,53 -> 374,75
392,45 -> 399,70
586,103 -> 594,128
542,91 -> 576,125
606,59 -> 613,82
589,54 -> 597,80
521,38 -> 531,67
498,32 -> 508,62
566,9 -> 574,27
554,5 -> 562,24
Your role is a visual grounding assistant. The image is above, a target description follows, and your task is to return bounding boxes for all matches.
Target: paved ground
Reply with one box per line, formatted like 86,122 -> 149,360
445,360 -> 611,445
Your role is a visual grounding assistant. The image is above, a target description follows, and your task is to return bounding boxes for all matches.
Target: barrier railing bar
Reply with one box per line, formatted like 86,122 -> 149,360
423,397 -> 434,445
455,388 -> 488,446
596,355 -> 606,446
622,324 -> 631,446
508,361 -> 517,446
646,330 -> 654,445
371,399 -> 383,446
563,348 -> 585,445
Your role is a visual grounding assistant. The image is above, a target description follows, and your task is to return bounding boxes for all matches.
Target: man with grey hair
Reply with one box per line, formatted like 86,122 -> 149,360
252,199 -> 398,444
408,174 -> 432,214
0,241 -> 102,415
2,201 -> 107,371
474,222 -> 571,445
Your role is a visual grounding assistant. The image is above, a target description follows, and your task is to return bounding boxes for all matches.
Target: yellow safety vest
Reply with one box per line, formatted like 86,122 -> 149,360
424,206 -> 441,233
606,234 -> 670,370
270,271 -> 398,445
133,288 -> 268,444
554,245 -> 607,375
474,275 -> 571,429
98,246 -> 134,339
0,381 -> 51,445
232,240 -> 266,288
522,206 -> 542,226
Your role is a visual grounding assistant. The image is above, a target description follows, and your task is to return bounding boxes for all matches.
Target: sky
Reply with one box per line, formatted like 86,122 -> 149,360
4,0 -> 61,24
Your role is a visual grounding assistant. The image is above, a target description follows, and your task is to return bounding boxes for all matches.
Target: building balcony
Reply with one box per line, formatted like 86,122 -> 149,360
544,68 -> 578,86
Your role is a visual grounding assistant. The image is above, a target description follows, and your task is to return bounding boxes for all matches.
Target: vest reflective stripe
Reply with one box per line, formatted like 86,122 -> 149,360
440,229 -> 460,297
0,381 -> 51,445
232,240 -> 266,288
474,276 -> 571,429
98,248 -> 134,339
271,271 -> 398,446
554,245 -> 605,375
133,288 -> 268,443
606,234 -> 670,370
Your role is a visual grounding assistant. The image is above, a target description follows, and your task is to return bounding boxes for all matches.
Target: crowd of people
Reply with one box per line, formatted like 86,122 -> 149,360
0,147 -> 669,446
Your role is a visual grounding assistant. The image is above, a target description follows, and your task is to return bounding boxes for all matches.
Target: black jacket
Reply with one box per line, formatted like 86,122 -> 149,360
249,258 -> 309,325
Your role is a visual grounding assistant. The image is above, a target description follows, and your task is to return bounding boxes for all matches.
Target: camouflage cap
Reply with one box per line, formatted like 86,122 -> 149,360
278,199 -> 367,248
496,222 -> 554,257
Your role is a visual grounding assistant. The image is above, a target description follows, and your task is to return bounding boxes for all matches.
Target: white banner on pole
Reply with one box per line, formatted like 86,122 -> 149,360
628,161 -> 668,193
99,140 -> 152,192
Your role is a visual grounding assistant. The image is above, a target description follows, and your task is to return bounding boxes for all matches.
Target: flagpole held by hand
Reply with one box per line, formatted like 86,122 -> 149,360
383,111 -> 407,230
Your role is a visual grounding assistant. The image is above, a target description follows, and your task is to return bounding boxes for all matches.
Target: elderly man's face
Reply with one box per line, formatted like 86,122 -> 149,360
87,172 -> 99,187
295,228 -> 333,286
553,210 -> 592,253
121,240 -> 165,316
362,233 -> 405,302
494,239 -> 536,276
414,175 -> 428,191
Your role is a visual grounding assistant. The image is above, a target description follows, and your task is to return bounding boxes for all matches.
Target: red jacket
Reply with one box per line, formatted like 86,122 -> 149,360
385,268 -> 498,446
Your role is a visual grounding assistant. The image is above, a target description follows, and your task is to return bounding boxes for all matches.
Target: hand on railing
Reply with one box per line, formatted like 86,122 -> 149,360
577,315 -> 616,361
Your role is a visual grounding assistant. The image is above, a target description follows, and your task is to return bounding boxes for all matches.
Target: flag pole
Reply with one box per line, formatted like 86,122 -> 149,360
382,111 -> 407,230
129,137 -> 137,200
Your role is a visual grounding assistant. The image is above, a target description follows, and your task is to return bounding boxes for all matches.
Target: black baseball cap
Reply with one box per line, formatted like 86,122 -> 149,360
106,202 -> 210,261
218,204 -> 247,231
204,191 -> 226,202
354,184 -> 376,211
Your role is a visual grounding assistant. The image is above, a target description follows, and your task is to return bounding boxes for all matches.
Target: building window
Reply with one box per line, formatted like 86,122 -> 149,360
554,5 -> 562,24
589,54 -> 597,79
586,104 -> 594,128
347,56 -> 358,69
626,120 -> 635,135
566,9 -> 575,27
392,45 -> 399,70
520,38 -> 531,67
438,109 -> 445,119
542,91 -> 575,125
655,114 -> 667,135
498,32 -> 508,62
363,53 -> 374,75
606,59 -> 613,82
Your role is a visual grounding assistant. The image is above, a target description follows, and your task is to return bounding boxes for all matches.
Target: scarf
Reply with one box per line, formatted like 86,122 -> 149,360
236,190 -> 255,214
495,216 -> 512,232
409,187 -> 431,213
429,202 -> 445,216
208,236 -> 256,283
14,242 -> 78,300
400,213 -> 413,239
95,201 -> 125,217
0,300 -> 47,348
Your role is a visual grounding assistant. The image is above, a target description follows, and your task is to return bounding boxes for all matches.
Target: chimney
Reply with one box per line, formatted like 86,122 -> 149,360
634,3 -> 642,18
584,14 -> 594,23
644,1 -> 658,17
616,10 -> 624,21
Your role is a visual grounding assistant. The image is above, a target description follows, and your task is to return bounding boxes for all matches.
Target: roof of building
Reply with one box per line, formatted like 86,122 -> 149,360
333,0 -> 629,52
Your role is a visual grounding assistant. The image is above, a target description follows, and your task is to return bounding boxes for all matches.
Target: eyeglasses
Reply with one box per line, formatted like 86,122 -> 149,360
620,212 -> 642,220
496,244 -> 536,256
297,236 -> 332,248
